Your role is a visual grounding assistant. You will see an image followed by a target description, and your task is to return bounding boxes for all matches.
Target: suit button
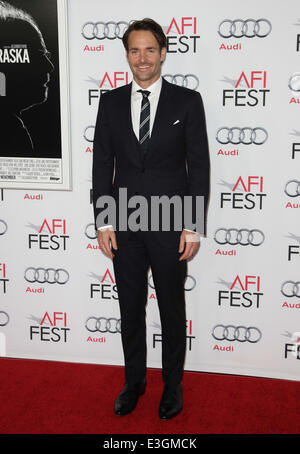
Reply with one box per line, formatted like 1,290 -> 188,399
141,168 -> 145,173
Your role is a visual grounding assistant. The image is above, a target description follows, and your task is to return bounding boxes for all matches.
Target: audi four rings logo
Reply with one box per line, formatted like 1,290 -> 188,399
216,127 -> 268,145
148,274 -> 196,291
85,223 -> 97,240
84,126 -> 95,143
0,220 -> 7,235
24,268 -> 69,284
212,325 -> 262,343
288,73 -> 300,92
0,311 -> 9,326
284,180 -> 300,197
218,19 -> 272,38
214,228 -> 265,246
281,281 -> 300,298
85,317 -> 121,333
81,21 -> 129,40
163,74 -> 199,91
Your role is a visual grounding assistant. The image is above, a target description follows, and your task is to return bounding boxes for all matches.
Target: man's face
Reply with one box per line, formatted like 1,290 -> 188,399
126,30 -> 166,88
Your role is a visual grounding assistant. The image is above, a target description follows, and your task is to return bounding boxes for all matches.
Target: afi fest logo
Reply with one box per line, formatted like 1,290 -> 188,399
89,268 -> 118,301
283,331 -> 300,359
152,319 -> 195,351
217,274 -> 263,309
290,131 -> 300,160
164,17 -> 200,53
27,219 -> 69,251
222,71 -> 270,106
29,312 -> 70,343
219,175 -> 266,210
0,263 -> 9,294
87,71 -> 129,106
287,233 -> 300,262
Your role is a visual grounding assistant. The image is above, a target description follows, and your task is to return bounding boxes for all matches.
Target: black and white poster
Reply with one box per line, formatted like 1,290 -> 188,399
0,0 -> 71,189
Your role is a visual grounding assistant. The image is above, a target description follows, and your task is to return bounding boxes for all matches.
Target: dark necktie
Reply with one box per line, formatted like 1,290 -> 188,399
137,90 -> 150,151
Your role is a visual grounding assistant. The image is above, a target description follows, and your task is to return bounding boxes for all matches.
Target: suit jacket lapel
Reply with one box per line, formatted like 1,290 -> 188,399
147,78 -> 173,158
119,82 -> 142,163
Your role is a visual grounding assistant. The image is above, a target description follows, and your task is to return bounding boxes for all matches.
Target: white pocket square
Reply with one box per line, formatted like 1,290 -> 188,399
173,120 -> 180,125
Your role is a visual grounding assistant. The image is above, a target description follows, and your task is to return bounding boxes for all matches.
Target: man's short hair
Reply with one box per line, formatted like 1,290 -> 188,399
122,18 -> 167,51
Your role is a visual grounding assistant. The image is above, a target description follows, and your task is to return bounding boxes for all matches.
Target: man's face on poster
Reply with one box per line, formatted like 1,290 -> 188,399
0,19 -> 54,113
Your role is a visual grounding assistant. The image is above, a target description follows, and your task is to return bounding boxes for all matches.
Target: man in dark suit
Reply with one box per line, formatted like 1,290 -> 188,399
92,18 -> 209,420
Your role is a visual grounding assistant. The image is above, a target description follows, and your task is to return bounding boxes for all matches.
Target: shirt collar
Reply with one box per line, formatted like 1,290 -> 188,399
131,76 -> 162,97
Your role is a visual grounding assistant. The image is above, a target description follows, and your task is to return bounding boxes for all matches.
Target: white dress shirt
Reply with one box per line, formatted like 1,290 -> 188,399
98,76 -> 200,239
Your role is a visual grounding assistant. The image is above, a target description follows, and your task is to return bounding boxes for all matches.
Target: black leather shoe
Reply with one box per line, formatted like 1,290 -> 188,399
114,380 -> 146,416
159,383 -> 182,420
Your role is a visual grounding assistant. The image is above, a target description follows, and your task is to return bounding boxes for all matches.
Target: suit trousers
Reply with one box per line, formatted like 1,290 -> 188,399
112,230 -> 187,386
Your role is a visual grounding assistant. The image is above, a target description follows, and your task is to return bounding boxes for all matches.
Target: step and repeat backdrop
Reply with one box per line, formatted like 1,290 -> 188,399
1,0 -> 300,381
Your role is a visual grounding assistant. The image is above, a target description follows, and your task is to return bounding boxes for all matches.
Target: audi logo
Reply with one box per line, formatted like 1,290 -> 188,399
212,325 -> 262,343
85,317 -> 121,333
148,274 -> 196,291
85,223 -> 97,240
84,126 -> 95,143
0,311 -> 9,326
216,127 -> 268,145
24,267 -> 69,284
288,73 -> 300,92
163,74 -> 199,91
281,281 -> 300,298
184,275 -> 196,291
81,21 -> 130,40
0,219 -> 7,235
218,19 -> 272,38
284,180 -> 300,197
214,228 -> 265,246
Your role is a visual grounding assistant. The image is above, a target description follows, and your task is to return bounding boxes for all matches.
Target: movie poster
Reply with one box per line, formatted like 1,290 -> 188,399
0,0 -> 71,189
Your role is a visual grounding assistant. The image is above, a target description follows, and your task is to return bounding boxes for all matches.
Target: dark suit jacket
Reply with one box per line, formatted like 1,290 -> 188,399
92,77 -> 210,243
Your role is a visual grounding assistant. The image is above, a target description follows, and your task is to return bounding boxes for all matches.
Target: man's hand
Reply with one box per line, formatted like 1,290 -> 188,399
97,228 -> 117,259
178,230 -> 200,261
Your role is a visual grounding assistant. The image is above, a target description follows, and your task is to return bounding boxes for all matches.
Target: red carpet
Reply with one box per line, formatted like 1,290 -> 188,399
0,357 -> 300,434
